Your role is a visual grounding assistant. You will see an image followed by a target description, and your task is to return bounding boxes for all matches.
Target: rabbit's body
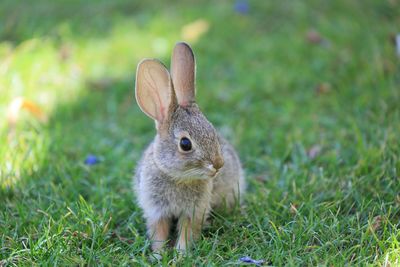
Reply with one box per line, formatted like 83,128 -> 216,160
133,42 -> 245,251
210,140 -> 245,208
135,135 -> 244,220
135,142 -> 214,221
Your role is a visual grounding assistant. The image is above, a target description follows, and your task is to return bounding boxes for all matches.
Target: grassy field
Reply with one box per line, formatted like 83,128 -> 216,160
1,0 -> 399,265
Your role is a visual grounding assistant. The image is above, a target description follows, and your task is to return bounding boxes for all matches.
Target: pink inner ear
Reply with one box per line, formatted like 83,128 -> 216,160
158,105 -> 166,121
144,67 -> 169,122
148,85 -> 164,121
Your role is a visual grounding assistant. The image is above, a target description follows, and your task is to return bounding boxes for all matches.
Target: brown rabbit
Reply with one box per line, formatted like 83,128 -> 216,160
134,42 -> 245,252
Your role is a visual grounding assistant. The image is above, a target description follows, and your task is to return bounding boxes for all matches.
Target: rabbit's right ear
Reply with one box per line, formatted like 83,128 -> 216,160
171,42 -> 196,107
135,59 -> 174,123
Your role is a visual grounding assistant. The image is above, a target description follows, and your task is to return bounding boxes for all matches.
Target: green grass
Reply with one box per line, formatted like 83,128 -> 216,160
1,0 -> 400,265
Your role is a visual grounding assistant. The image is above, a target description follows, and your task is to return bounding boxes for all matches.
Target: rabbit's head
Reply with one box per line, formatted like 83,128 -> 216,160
135,42 -> 224,181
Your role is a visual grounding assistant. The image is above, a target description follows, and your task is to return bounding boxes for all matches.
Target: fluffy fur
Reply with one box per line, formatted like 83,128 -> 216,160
134,42 -> 245,251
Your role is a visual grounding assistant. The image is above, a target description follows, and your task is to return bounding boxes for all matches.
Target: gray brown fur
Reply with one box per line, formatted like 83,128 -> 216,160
134,42 -> 245,251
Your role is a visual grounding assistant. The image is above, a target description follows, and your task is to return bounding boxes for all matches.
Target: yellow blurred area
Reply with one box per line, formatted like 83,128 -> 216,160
7,97 -> 47,126
181,19 -> 210,43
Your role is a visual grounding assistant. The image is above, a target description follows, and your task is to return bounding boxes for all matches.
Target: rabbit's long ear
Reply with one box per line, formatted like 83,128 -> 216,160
135,59 -> 174,123
171,42 -> 196,107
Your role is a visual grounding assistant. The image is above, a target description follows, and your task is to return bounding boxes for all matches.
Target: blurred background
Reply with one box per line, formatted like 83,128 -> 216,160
0,0 -> 399,265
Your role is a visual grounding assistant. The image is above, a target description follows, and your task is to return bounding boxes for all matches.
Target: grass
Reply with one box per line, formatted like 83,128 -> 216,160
0,0 -> 399,265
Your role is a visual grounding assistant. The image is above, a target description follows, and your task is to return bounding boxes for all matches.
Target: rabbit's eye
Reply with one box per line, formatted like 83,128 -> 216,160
179,137 -> 192,152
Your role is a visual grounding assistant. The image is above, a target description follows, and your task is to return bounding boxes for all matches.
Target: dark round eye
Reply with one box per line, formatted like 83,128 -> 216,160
179,137 -> 192,151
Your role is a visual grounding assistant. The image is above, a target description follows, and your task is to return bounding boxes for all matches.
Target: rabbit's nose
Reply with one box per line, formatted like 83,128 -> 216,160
213,156 -> 224,171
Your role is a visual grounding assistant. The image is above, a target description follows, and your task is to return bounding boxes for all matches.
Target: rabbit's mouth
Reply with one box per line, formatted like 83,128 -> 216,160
175,165 -> 218,181
205,164 -> 219,178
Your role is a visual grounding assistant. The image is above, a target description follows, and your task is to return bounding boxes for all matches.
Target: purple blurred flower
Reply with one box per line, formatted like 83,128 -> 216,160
239,256 -> 265,265
234,0 -> 249,14
84,154 -> 100,165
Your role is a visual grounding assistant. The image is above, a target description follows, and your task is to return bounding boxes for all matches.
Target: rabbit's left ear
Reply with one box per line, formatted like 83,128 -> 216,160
135,59 -> 174,123
171,42 -> 196,107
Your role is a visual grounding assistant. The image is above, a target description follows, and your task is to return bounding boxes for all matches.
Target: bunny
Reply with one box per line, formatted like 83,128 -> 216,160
134,42 -> 245,252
